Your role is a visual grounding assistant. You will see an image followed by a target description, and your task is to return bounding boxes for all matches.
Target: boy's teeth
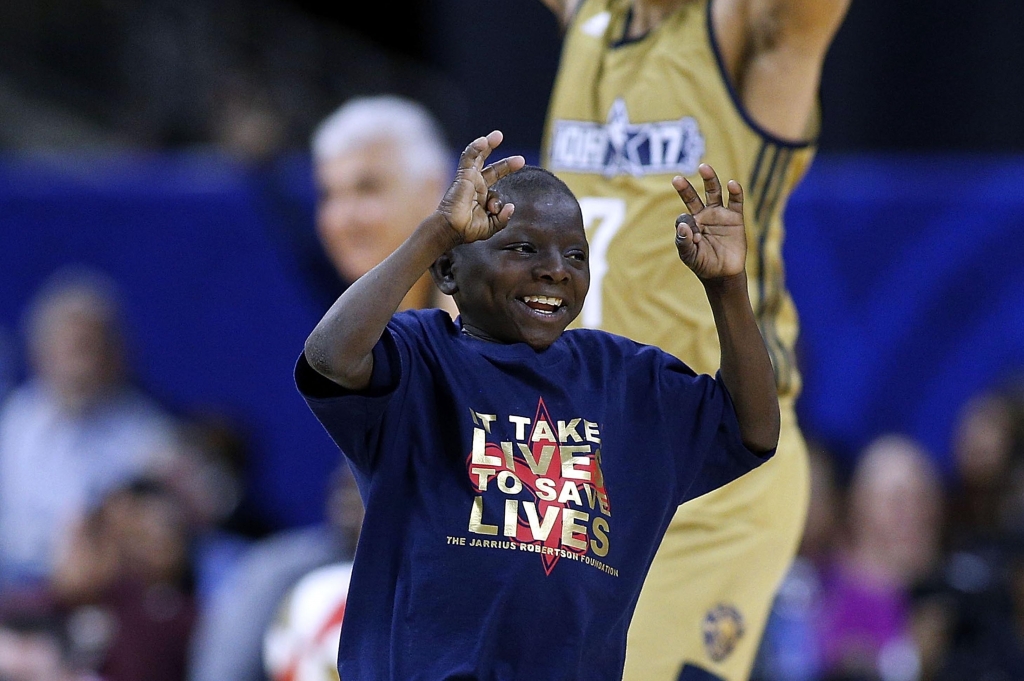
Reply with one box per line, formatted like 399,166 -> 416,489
522,295 -> 563,315
523,295 -> 563,306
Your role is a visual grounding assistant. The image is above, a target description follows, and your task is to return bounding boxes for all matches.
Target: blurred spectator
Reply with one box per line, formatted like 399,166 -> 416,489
922,543 -> 1024,681
260,93 -> 460,319
187,463 -> 360,681
262,562 -> 352,681
153,411 -> 275,608
817,434 -> 945,681
189,94 -> 450,681
946,389 -> 1024,550
308,94 -> 455,314
0,607 -> 100,681
261,467 -> 363,681
51,477 -> 196,681
0,266 -> 178,594
259,94 -> 453,679
911,384 -> 1024,681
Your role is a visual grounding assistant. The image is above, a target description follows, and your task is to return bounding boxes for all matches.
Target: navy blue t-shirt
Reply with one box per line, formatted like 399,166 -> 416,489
295,309 -> 771,680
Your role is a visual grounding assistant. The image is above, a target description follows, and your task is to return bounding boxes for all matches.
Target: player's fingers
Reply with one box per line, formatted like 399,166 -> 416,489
481,155 -> 526,186
672,176 -> 704,215
726,179 -> 744,214
698,163 -> 722,207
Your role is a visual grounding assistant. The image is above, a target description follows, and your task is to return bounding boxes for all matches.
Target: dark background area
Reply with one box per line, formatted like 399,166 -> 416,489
278,0 -> 1024,155
4,0 -> 1024,156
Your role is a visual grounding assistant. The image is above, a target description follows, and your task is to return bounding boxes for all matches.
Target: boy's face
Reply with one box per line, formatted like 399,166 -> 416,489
450,189 -> 589,350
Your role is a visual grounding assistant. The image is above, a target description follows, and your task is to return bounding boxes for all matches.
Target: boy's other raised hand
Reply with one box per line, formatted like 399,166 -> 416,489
672,164 -> 747,282
437,131 -> 526,247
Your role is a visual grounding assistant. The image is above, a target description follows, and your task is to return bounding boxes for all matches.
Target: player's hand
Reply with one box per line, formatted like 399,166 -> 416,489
437,131 -> 525,246
672,164 -> 746,281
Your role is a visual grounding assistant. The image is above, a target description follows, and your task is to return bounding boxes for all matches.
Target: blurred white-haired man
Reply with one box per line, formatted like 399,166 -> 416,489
311,95 -> 456,315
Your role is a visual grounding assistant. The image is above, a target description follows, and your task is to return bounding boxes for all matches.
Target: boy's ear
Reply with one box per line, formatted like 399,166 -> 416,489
430,252 -> 458,295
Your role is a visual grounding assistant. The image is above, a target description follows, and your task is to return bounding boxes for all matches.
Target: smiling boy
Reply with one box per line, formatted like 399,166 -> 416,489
296,130 -> 779,680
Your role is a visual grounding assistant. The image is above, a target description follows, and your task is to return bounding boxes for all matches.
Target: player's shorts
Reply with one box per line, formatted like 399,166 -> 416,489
622,399 -> 810,681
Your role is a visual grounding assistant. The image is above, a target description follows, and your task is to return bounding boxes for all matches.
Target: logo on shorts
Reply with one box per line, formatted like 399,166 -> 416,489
702,603 -> 745,662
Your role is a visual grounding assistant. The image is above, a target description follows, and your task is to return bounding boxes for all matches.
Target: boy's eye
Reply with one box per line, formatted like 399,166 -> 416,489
566,250 -> 587,262
506,243 -> 535,253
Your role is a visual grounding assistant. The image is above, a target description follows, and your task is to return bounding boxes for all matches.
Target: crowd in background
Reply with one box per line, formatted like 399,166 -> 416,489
0,75 -> 1023,681
752,384 -> 1024,681
0,120 -> 1021,681
0,262 -> 1021,681
0,93 -> 452,681
0,266 -> 279,680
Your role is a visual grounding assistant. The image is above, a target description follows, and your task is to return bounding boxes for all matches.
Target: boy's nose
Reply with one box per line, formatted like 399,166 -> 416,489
534,253 -> 570,282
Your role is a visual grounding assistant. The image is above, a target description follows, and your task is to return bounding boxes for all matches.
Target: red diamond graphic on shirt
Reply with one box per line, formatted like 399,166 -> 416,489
466,398 -> 609,575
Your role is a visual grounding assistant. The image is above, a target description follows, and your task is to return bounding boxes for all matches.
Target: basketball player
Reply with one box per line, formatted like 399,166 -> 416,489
536,0 -> 851,678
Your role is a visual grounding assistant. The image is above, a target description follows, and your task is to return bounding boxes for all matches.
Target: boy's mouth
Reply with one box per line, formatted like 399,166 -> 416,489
520,295 -> 564,315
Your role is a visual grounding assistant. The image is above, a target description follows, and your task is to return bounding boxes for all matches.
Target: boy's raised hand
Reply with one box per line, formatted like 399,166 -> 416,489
672,164 -> 747,281
437,130 -> 526,247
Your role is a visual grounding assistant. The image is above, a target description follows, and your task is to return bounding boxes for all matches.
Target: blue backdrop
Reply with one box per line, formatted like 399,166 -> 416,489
1,151 -> 1022,528
786,155 -> 1024,472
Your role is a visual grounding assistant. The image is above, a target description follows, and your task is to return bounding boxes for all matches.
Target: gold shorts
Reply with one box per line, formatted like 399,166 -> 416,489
622,401 -> 810,681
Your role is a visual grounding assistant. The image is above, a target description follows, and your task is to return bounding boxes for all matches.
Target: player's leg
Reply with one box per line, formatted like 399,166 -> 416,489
622,403 -> 810,681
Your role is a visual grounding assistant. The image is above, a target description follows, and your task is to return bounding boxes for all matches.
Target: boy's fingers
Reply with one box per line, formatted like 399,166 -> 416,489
675,213 -> 698,260
675,213 -> 696,236
474,130 -> 506,170
481,155 -> 526,186
496,203 -> 515,225
727,179 -> 744,214
458,131 -> 503,172
457,136 -> 489,171
672,176 -> 705,215
698,164 -> 723,207
484,130 -> 504,149
486,192 -> 502,215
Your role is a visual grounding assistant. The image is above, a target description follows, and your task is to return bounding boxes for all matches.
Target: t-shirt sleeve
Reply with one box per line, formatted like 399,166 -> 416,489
637,344 -> 773,504
294,326 -> 406,472
678,370 -> 775,503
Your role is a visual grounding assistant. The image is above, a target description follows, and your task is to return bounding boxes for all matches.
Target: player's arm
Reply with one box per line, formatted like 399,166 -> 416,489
673,164 -> 779,453
714,0 -> 852,140
304,132 -> 524,391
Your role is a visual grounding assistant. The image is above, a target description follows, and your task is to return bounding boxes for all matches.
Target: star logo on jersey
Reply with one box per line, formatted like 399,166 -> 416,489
548,98 -> 705,177
463,399 -> 614,576
604,99 -> 642,176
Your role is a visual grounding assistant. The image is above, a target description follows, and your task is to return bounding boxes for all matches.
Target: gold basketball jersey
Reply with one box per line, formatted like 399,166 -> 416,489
543,0 -> 815,400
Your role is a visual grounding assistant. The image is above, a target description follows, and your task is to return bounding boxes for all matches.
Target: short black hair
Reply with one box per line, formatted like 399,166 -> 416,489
491,165 -> 578,207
